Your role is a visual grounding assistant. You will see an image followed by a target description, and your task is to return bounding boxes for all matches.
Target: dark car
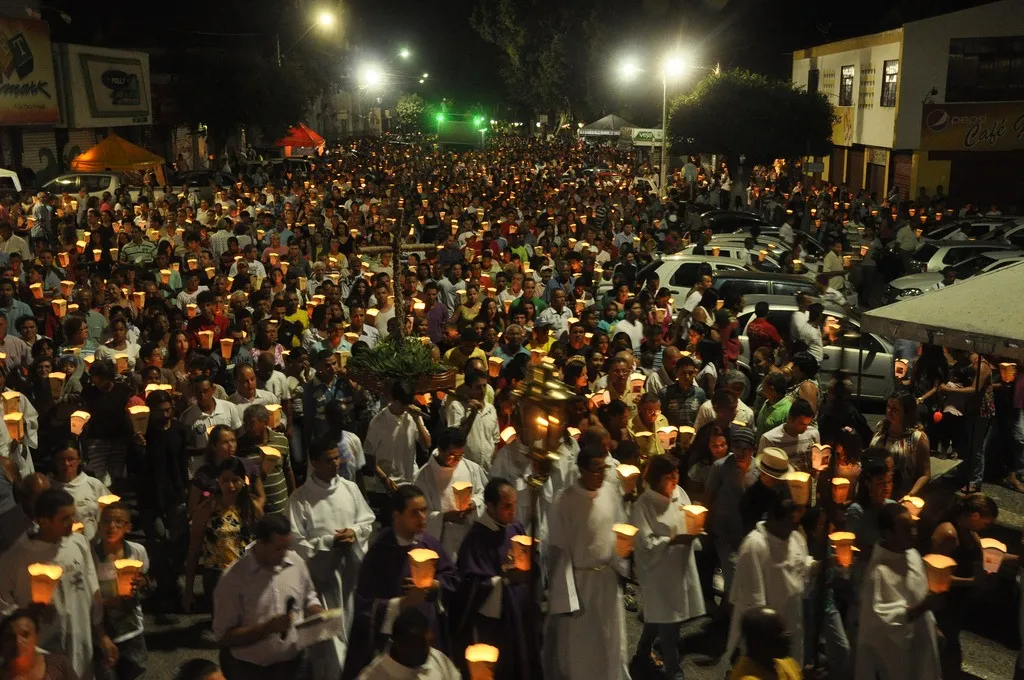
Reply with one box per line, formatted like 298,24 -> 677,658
710,271 -> 820,298
700,210 -> 773,235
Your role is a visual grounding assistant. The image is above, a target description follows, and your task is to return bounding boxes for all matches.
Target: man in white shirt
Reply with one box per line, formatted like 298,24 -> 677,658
757,398 -> 819,473
229,364 -> 283,425
288,442 -> 375,678
535,288 -> 573,340
681,273 -> 712,319
365,383 -> 431,486
414,427 -> 487,561
213,514 -> 324,679
792,302 -> 824,361
356,609 -> 460,680
348,306 -> 381,349
444,370 -> 499,471
613,300 -> 646,350
179,375 -> 243,454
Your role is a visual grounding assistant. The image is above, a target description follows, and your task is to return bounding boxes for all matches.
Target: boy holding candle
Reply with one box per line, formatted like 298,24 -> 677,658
92,502 -> 149,680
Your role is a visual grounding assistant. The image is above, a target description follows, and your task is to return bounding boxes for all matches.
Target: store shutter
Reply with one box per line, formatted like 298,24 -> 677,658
64,129 -> 98,168
19,129 -> 59,187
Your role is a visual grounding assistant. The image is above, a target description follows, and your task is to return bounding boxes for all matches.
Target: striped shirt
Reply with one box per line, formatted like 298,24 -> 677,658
241,430 -> 291,516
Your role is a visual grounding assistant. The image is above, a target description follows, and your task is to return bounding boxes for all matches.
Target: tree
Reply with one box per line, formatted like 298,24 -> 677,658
470,0 -> 609,122
157,46 -> 331,151
395,93 -> 427,132
668,69 -> 835,163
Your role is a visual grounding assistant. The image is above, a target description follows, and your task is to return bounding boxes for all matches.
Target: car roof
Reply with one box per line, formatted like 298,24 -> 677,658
711,270 -> 816,284
657,253 -> 748,264
739,294 -> 847,317
923,239 -> 1019,249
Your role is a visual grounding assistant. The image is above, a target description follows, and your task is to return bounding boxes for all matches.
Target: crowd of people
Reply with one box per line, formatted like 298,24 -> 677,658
0,134 -> 1018,680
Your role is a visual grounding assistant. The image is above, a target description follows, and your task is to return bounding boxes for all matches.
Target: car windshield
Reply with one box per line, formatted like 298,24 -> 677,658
953,254 -> 997,278
911,244 -> 939,263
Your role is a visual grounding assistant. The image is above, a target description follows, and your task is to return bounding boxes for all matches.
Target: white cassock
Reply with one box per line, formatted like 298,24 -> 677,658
0,533 -> 99,680
631,487 -> 705,624
444,400 -> 499,473
357,648 -> 461,680
854,545 -> 941,680
287,474 -> 375,678
415,454 -> 487,561
489,441 -> 553,553
545,481 -> 631,680
725,522 -> 813,665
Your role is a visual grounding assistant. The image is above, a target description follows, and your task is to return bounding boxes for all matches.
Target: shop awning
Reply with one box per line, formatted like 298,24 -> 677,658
860,262 -> 1024,360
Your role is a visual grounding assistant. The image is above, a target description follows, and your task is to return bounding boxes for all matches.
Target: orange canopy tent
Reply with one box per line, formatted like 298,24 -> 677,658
275,123 -> 325,151
71,134 -> 167,184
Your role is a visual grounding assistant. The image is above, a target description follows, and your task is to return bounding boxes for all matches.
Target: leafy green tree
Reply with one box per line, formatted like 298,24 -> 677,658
668,69 -> 835,163
470,0 -> 608,121
395,93 -> 427,132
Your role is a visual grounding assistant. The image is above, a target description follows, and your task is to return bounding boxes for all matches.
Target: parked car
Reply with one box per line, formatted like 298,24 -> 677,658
734,295 -> 896,401
0,169 -> 22,200
710,271 -> 820,298
886,251 -> 1024,301
699,210 -> 773,235
597,254 -> 750,309
41,172 -> 167,202
925,217 -> 1016,241
978,219 -> 1024,249
906,239 -> 1021,273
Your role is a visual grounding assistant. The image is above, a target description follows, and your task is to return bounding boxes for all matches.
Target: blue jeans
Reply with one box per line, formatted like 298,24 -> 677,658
1011,409 -> 1024,476
968,417 -> 993,486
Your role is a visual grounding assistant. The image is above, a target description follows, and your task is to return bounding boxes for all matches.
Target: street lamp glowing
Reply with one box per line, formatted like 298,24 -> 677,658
358,64 -> 384,89
422,72 -> 429,79
435,112 -> 445,124
317,10 -> 335,27
620,59 -> 641,81
399,48 -> 411,59
663,53 -> 688,79
419,79 -> 425,84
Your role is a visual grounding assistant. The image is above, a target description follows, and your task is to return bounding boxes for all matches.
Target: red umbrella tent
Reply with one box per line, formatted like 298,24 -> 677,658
275,124 -> 325,155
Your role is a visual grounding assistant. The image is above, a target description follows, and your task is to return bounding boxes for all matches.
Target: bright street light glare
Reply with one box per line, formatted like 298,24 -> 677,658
422,72 -> 429,79
358,64 -> 384,89
317,10 -> 335,27
419,79 -> 425,84
620,59 -> 641,80
399,48 -> 411,59
663,54 -> 688,79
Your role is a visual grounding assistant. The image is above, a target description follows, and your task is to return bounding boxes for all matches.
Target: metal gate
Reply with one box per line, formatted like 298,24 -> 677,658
20,129 -> 59,187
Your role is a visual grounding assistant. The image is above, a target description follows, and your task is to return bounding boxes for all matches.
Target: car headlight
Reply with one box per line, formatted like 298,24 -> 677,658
897,288 -> 922,297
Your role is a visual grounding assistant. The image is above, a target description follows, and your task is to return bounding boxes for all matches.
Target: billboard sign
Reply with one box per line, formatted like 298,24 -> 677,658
921,102 -> 1024,152
62,44 -> 151,127
0,17 -> 58,125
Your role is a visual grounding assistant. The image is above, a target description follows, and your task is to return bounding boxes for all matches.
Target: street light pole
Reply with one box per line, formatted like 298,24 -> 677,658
660,75 -> 668,199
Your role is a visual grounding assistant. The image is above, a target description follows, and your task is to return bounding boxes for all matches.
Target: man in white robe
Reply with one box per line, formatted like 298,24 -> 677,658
414,427 -> 487,561
725,483 -> 816,667
0,489 -> 117,680
444,370 -> 499,472
544,445 -> 631,680
855,503 -> 941,680
288,442 -> 375,677
489,437 -> 553,554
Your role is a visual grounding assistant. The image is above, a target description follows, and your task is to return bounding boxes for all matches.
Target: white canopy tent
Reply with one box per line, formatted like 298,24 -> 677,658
860,262 -> 1024,361
579,114 -> 640,138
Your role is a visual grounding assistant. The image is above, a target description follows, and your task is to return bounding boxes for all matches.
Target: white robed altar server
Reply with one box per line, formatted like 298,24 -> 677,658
631,456 -> 706,679
726,485 -> 815,667
855,503 -> 941,680
544,445 -> 631,680
414,428 -> 487,561
288,443 -> 375,677
489,438 -> 553,553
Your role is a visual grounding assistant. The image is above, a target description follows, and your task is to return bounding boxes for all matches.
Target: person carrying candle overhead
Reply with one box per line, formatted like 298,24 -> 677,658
544,445 -> 631,680
286,438 -> 375,678
341,485 -> 458,680
414,427 -> 487,562
452,477 -> 541,680
0,488 -> 118,679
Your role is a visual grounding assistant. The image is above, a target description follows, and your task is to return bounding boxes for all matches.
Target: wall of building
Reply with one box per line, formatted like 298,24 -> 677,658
792,31 -> 902,150
896,0 -> 1024,149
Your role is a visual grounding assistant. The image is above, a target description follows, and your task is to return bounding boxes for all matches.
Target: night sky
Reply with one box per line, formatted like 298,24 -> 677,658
46,0 -> 995,124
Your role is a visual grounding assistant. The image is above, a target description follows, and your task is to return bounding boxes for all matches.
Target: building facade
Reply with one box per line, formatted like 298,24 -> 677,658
792,0 -> 1024,207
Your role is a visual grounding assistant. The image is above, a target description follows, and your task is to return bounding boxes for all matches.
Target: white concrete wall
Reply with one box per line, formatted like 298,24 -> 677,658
792,39 -> 902,150
896,0 -> 1024,149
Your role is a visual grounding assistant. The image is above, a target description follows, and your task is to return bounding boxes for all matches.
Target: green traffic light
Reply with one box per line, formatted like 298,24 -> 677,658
474,116 -> 484,125
435,112 -> 445,123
